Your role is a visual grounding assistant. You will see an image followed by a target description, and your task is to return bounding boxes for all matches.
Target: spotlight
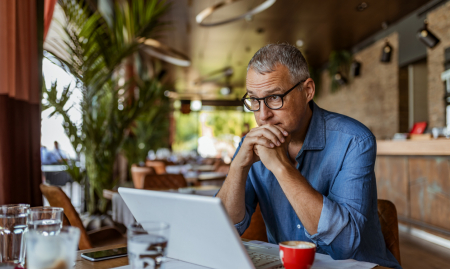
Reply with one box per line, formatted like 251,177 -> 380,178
351,61 -> 361,77
220,86 -> 231,95
356,2 -> 368,12
417,21 -> 440,48
334,72 -> 347,85
380,41 -> 392,63
191,100 -> 202,111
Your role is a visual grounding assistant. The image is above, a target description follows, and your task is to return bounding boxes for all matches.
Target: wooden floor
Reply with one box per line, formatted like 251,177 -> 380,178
399,231 -> 450,268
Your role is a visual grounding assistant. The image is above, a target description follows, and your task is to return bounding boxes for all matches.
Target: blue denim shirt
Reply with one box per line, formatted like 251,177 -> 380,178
230,101 -> 401,269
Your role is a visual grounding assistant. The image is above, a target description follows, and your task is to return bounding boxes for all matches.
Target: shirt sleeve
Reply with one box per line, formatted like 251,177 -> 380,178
304,135 -> 377,259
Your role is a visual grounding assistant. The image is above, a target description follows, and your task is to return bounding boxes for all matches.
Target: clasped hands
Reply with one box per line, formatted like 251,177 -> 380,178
235,124 -> 292,172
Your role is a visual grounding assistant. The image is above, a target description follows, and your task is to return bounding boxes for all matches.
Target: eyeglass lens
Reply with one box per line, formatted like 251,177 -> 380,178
244,96 -> 283,111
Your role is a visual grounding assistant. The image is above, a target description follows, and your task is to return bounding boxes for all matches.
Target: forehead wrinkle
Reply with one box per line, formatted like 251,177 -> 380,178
247,86 -> 283,95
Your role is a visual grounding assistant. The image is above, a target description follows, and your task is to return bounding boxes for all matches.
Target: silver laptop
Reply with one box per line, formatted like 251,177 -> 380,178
119,187 -> 282,269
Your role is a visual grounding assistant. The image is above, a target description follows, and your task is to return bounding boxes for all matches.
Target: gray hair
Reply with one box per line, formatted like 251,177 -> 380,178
247,43 -> 310,84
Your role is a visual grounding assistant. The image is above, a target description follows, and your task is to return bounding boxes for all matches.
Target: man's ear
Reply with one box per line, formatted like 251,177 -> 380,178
304,78 -> 315,102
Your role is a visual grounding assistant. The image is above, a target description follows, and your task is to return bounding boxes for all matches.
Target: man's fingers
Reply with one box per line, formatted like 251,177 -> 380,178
272,124 -> 289,137
248,127 -> 283,146
245,136 -> 274,149
264,125 -> 288,144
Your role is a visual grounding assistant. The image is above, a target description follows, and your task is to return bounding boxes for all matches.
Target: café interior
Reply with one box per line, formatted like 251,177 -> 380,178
2,0 -> 450,268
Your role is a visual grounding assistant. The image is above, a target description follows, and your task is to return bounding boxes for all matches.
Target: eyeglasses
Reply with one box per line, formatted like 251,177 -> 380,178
241,80 -> 306,111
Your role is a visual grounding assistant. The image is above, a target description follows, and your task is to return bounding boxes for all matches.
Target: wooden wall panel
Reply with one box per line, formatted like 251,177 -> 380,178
409,157 -> 450,230
375,156 -> 409,217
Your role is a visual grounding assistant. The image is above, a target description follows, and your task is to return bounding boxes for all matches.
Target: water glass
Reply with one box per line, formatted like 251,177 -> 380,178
26,226 -> 80,269
28,207 -> 63,235
0,204 -> 30,265
127,222 -> 170,269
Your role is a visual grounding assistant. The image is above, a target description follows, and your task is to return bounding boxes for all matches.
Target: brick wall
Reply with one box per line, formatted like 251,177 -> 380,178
315,32 -> 399,139
427,1 -> 450,128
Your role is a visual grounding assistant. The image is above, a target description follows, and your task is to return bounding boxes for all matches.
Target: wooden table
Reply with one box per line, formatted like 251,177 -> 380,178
75,244 -> 390,269
75,244 -> 128,269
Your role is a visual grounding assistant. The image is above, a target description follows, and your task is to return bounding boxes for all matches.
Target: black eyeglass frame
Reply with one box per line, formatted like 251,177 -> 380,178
241,80 -> 306,111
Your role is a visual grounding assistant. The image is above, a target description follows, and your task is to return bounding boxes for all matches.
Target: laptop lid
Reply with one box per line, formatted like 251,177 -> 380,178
118,188 -> 255,269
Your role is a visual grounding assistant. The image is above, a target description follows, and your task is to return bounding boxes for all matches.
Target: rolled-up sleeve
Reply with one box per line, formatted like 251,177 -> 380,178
305,135 -> 377,259
234,176 -> 258,235
215,136 -> 258,235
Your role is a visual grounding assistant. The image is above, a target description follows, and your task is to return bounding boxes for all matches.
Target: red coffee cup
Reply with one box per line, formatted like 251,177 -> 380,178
279,241 -> 316,269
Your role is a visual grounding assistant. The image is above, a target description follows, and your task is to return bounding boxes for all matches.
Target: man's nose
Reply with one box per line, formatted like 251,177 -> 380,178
257,101 -> 273,122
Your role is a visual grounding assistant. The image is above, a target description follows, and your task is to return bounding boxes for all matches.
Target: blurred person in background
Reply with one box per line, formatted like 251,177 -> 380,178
51,141 -> 68,163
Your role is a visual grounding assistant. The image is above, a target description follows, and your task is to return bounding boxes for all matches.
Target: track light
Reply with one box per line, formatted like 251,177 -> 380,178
351,61 -> 361,77
334,72 -> 347,85
417,21 -> 440,48
380,41 -> 392,63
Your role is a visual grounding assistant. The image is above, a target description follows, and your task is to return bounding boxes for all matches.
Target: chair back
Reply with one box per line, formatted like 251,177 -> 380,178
145,160 -> 167,174
142,174 -> 188,190
377,199 -> 401,265
131,164 -> 155,189
215,164 -> 230,174
39,184 -> 93,250
241,204 -> 268,242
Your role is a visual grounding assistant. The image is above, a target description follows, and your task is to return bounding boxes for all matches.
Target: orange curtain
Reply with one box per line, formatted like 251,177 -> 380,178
0,0 -> 43,206
44,0 -> 57,40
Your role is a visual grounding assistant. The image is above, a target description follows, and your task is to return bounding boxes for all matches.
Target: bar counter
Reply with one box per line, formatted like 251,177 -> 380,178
375,139 -> 450,239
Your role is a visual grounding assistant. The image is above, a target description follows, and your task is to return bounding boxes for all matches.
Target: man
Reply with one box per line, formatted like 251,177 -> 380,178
216,44 -> 401,269
52,141 -> 68,163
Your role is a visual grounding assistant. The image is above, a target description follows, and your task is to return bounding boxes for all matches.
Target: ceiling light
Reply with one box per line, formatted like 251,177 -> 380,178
356,2 -> 368,12
191,100 -> 202,111
220,87 -> 231,95
196,0 -> 276,27
334,72 -> 347,85
173,100 -> 181,109
296,39 -> 304,47
417,20 -> 440,48
141,38 -> 191,67
380,41 -> 392,63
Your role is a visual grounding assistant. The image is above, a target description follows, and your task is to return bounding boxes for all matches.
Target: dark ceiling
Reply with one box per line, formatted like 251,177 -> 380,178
158,0 -> 432,99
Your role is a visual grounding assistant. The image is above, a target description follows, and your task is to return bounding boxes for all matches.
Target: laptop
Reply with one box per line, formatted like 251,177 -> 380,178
119,188 -> 282,269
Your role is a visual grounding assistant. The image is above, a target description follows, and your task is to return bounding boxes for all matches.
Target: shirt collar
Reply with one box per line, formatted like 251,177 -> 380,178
301,100 -> 326,151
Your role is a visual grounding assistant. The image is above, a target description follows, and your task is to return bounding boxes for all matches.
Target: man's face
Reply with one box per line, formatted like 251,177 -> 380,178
245,64 -> 314,134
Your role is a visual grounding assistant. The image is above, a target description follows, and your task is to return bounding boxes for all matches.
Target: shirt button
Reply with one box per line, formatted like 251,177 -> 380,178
297,224 -> 301,229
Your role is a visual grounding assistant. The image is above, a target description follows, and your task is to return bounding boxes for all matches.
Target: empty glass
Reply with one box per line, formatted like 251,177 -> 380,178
0,204 -> 30,265
26,226 -> 80,269
127,222 -> 170,269
28,207 -> 63,236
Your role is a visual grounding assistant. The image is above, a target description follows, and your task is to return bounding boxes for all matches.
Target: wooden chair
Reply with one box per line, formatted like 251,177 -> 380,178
142,174 -> 188,190
241,204 -> 268,242
40,184 -> 126,250
240,199 -> 402,266
145,160 -> 167,174
131,164 -> 155,189
378,199 -> 401,265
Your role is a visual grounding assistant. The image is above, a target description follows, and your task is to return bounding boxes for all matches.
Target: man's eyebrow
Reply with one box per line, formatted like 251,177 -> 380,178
246,87 -> 283,96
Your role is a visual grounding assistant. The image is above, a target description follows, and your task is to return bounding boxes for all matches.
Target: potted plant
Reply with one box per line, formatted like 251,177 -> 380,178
42,0 -> 170,214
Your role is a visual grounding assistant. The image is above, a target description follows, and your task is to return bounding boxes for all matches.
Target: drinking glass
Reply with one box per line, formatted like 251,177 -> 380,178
0,204 -> 30,265
28,207 -> 63,236
26,226 -> 80,269
127,222 -> 170,269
